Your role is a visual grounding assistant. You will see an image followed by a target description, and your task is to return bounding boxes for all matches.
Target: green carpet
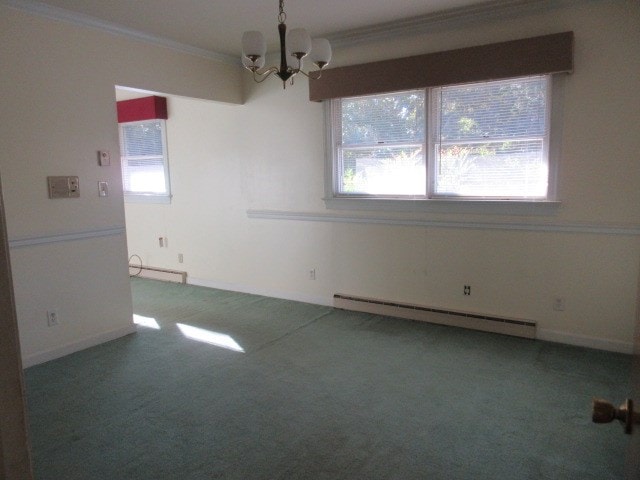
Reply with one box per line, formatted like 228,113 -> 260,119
25,278 -> 632,479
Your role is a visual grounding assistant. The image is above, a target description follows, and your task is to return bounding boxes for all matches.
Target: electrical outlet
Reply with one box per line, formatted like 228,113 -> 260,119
464,285 -> 471,296
47,310 -> 59,327
553,297 -> 565,311
178,253 -> 184,263
309,268 -> 316,280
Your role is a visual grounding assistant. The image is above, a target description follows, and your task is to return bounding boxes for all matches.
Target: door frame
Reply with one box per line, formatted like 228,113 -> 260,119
625,251 -> 640,478
0,174 -> 33,478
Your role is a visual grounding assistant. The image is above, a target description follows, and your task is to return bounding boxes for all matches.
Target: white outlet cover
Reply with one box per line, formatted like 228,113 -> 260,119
553,297 -> 565,311
47,310 -> 59,326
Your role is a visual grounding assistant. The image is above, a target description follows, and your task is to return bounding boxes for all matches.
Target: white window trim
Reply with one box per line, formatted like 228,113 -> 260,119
324,75 -> 565,215
124,193 -> 172,204
120,119 -> 172,205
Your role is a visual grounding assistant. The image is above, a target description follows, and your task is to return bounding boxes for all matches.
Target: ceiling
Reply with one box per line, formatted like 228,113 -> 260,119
13,0 -> 513,60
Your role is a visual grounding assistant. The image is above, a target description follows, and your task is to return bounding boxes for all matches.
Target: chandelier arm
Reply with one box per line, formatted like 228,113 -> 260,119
296,69 -> 323,80
252,67 -> 280,83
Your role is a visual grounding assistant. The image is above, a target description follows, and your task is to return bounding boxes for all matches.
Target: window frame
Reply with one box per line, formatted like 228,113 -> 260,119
120,119 -> 171,205
325,74 -> 562,214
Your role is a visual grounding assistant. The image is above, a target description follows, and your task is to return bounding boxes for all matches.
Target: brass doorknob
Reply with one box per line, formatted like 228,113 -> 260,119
592,398 -> 640,434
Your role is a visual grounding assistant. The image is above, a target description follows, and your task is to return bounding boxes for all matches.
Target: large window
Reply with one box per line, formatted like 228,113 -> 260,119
120,119 -> 171,203
330,75 -> 552,201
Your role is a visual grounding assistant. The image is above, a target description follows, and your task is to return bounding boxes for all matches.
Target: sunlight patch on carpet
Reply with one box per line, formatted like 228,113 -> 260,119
176,323 -> 245,352
133,314 -> 161,330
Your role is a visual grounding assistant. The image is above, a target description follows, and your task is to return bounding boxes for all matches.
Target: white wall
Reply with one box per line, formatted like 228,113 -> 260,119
0,5 -> 243,366
125,0 -> 640,353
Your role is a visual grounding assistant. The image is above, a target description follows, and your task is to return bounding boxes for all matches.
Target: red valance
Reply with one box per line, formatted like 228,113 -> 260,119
117,96 -> 168,123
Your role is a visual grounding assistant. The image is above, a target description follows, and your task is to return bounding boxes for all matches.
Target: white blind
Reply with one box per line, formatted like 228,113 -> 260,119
120,120 -> 168,195
433,75 -> 549,198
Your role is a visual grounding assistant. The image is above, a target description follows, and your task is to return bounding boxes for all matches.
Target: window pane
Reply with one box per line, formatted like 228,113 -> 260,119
120,120 -> 168,195
340,146 -> 425,195
121,121 -> 164,155
341,91 -> 425,146
435,140 -> 547,197
337,90 -> 426,195
438,76 -> 547,141
433,76 -> 549,198
123,157 -> 166,193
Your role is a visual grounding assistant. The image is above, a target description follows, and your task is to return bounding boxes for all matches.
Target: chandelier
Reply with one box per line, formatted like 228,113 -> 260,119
241,0 -> 332,88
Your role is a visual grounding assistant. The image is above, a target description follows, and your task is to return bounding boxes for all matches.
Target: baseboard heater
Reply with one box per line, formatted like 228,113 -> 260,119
334,294 -> 536,339
129,265 -> 187,284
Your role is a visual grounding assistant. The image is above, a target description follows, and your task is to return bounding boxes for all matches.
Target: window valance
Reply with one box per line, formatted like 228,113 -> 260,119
309,32 -> 573,102
117,96 -> 168,123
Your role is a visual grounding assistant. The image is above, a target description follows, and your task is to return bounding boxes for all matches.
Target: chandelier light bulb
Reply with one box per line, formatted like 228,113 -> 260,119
242,55 -> 265,70
286,51 -> 301,71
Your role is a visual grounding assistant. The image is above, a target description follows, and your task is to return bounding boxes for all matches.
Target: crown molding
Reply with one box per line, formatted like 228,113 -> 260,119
3,0 -> 588,65
2,0 -> 239,66
325,0 -> 581,49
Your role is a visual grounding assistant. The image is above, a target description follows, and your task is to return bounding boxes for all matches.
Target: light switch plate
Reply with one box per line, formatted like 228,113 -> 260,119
47,176 -> 80,198
98,181 -> 108,197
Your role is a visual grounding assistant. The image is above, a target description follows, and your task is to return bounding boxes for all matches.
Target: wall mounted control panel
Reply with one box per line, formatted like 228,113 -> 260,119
98,150 -> 110,166
47,176 -> 80,198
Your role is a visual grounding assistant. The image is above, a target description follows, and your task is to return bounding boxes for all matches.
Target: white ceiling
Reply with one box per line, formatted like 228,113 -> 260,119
13,0 -> 512,59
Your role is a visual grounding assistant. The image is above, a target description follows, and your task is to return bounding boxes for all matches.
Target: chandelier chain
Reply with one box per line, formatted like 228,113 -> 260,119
278,0 -> 286,24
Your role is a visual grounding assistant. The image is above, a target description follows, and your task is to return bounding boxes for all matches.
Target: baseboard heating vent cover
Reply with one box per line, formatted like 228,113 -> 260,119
334,294 -> 536,339
129,265 -> 187,284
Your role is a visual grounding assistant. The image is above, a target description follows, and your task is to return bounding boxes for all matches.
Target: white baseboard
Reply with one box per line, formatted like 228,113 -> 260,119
187,277 -> 333,307
334,293 -> 536,339
129,265 -> 186,283
148,276 -> 636,355
22,324 -> 137,368
537,328 -> 633,354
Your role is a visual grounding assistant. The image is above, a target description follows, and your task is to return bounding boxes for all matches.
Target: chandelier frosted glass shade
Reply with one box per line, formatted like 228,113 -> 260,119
310,38 -> 332,68
241,31 -> 267,58
287,28 -> 312,58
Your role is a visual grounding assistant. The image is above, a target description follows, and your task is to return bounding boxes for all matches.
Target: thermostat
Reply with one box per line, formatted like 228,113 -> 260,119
98,150 -> 111,166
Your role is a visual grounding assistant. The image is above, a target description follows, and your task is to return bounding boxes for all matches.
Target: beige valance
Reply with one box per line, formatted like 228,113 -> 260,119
309,32 -> 574,102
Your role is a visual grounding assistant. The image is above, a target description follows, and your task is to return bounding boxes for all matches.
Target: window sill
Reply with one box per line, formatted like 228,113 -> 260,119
323,197 -> 561,216
124,194 -> 172,205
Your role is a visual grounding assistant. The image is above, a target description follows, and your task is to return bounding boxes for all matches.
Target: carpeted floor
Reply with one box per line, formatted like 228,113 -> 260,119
25,278 -> 632,479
